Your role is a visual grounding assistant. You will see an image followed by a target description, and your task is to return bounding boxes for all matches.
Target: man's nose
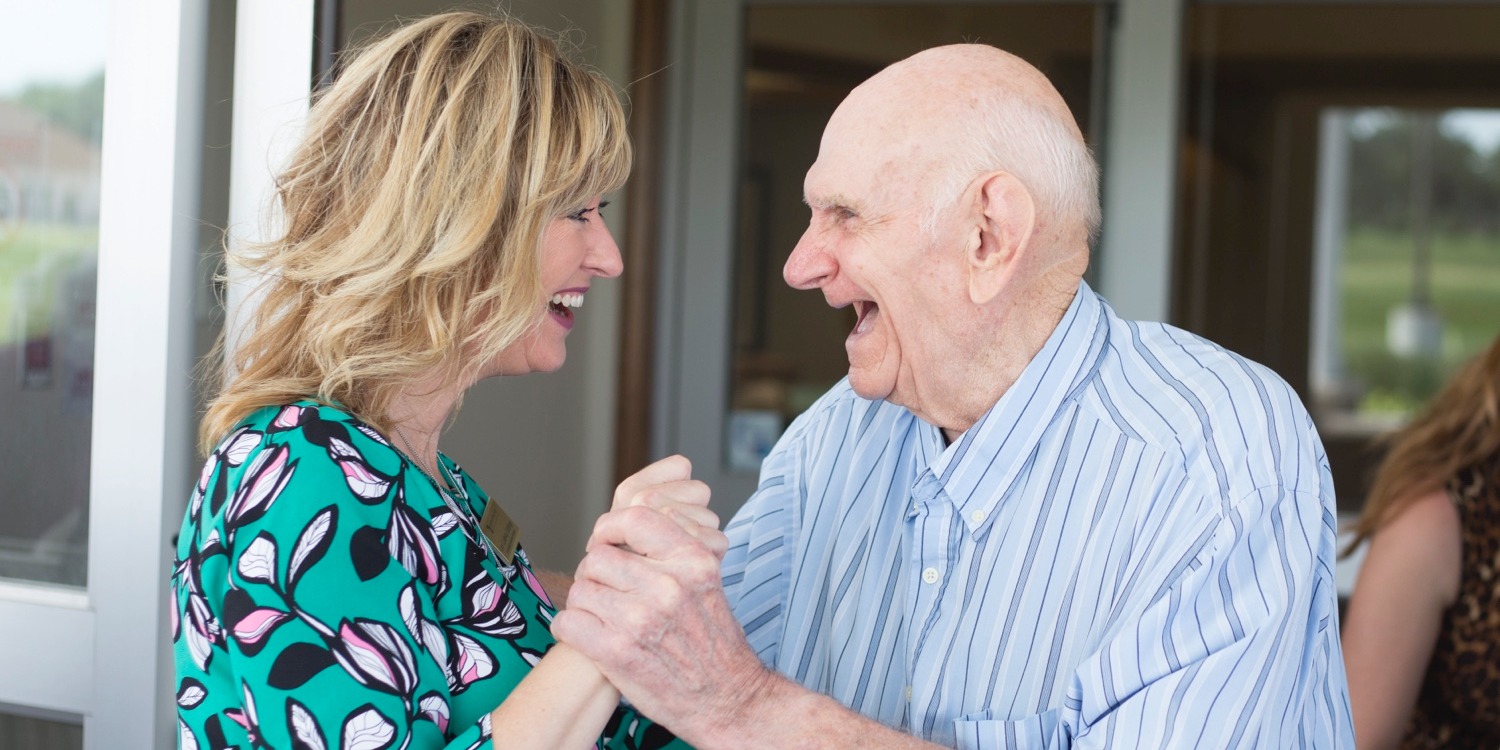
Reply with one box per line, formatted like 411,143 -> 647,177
783,227 -> 835,290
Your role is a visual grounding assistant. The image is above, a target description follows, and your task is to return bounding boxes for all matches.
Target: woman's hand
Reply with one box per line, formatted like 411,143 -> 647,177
611,455 -> 728,560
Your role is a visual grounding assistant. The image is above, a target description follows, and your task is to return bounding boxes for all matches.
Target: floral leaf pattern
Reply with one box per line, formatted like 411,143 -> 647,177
429,510 -> 458,539
238,534 -> 278,584
184,592 -> 221,672
420,620 -> 449,675
287,698 -> 328,750
329,619 -> 419,696
389,500 -> 443,587
231,607 -> 292,649
177,677 -> 208,709
329,436 -> 392,502
416,693 -> 450,735
224,427 -> 264,466
171,401 -> 686,749
460,575 -> 524,638
447,631 -> 496,691
398,583 -> 420,643
340,704 -> 396,750
179,719 -> 199,750
271,404 -> 308,432
520,563 -> 553,610
225,443 -> 296,532
288,506 -> 337,591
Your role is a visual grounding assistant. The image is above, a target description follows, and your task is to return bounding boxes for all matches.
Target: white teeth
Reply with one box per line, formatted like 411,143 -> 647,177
549,293 -> 584,308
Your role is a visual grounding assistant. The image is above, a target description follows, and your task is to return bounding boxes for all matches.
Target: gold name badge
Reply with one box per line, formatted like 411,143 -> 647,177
479,498 -> 521,565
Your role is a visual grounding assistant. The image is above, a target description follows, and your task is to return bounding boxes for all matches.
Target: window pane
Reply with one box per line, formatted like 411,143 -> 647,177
1314,107 -> 1500,432
725,3 -> 1106,472
1174,3 -> 1500,510
0,2 -> 106,587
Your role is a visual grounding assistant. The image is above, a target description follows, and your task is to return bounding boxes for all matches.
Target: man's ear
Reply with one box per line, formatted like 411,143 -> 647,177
966,171 -> 1036,305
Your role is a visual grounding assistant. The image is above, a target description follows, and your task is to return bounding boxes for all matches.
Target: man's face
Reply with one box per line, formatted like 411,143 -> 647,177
783,106 -> 970,413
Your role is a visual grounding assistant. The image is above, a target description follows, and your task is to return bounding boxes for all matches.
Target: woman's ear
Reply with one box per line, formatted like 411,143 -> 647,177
967,171 -> 1036,305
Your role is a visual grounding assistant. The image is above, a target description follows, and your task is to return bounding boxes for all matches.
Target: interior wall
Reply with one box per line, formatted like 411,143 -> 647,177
340,0 -> 633,574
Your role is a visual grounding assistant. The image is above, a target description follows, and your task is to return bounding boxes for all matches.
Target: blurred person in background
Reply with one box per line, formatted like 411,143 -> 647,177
1342,332 -> 1500,749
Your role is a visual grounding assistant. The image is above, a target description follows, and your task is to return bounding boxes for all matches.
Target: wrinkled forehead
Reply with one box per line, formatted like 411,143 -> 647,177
804,87 -> 947,208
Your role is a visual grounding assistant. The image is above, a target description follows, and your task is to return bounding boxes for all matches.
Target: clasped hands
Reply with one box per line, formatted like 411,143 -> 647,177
552,455 -> 773,743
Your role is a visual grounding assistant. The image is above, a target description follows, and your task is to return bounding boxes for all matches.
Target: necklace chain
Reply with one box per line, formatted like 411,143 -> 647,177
393,423 -> 447,491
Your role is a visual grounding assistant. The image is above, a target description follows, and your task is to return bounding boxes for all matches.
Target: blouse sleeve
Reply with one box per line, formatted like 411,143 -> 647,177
175,408 -> 496,750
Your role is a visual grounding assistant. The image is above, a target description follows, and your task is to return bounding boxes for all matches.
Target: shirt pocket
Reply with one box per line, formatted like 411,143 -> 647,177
953,708 -> 1068,750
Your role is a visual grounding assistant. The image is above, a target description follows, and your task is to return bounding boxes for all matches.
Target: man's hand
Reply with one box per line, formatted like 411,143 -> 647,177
611,455 -> 727,560
552,504 -> 772,745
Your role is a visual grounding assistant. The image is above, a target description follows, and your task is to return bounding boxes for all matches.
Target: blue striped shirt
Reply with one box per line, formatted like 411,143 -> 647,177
721,282 -> 1354,748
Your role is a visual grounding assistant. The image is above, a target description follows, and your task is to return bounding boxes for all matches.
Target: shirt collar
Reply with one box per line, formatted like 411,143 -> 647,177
918,280 -> 1109,534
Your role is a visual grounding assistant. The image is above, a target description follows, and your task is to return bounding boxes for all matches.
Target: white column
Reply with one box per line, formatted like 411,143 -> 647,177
89,0 -> 207,746
1097,0 -> 1184,323
1311,110 -> 1351,400
225,0 -> 316,361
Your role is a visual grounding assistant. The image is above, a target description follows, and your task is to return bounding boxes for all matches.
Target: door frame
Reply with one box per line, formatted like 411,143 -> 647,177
0,1 -> 208,747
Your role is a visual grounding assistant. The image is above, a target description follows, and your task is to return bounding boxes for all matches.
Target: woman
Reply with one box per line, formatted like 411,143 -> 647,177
172,13 -> 712,749
1342,333 -> 1500,749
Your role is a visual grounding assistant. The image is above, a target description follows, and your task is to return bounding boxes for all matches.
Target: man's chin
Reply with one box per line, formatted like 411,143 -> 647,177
846,369 -> 895,403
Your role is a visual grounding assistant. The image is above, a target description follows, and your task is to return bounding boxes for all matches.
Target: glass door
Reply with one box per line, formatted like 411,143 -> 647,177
0,3 -> 110,744
0,1 -> 218,747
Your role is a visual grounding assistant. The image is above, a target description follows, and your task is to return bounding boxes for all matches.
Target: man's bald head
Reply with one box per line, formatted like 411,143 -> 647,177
828,44 -> 1100,246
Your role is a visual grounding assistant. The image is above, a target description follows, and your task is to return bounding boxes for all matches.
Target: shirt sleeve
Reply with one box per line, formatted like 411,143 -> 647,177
176,421 -> 495,750
952,484 -> 1354,749
721,424 -> 805,668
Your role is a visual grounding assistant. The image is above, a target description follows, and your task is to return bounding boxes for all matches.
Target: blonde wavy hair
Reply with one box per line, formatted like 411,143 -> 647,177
1343,333 -> 1500,555
199,11 -> 631,453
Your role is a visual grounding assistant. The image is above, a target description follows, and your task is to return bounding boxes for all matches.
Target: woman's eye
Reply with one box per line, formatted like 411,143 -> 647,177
568,201 -> 608,223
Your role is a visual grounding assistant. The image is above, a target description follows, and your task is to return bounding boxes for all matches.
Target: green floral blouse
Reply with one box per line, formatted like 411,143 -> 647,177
171,401 -> 686,749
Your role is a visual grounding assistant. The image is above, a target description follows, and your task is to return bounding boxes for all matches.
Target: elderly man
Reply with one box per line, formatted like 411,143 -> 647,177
554,44 -> 1354,748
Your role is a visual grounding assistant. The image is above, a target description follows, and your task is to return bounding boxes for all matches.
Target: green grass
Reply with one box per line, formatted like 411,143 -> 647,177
0,223 -> 98,347
1339,228 -> 1500,415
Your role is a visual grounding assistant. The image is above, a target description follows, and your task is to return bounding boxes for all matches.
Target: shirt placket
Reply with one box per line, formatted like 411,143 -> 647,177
903,470 -> 956,732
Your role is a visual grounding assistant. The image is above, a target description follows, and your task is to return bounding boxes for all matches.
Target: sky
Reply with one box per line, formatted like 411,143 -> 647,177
0,0 -> 108,97
1445,110 -> 1500,156
1350,107 -> 1500,156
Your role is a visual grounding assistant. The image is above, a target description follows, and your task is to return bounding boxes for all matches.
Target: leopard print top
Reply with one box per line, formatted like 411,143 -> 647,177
1400,454 -> 1500,750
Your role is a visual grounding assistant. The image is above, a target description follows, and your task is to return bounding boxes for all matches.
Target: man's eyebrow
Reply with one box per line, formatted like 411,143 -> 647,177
803,193 -> 863,215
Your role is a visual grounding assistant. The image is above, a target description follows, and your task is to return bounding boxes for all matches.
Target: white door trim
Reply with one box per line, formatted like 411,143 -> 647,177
86,0 -> 208,747
225,0 -> 316,361
1096,0 -> 1184,322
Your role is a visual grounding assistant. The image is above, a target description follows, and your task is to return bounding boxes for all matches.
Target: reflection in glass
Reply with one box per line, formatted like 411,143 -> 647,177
0,7 -> 105,586
725,3 -> 1106,472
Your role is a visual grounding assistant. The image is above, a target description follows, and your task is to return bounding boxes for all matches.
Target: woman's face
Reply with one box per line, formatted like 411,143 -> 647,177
485,196 -> 622,377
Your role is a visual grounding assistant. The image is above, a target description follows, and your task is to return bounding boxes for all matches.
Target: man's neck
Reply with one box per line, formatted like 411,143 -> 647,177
926,274 -> 1081,445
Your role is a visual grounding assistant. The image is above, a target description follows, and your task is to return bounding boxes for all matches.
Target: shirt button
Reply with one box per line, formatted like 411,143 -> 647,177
970,509 -> 986,524
905,685 -> 913,701
922,567 -> 939,584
